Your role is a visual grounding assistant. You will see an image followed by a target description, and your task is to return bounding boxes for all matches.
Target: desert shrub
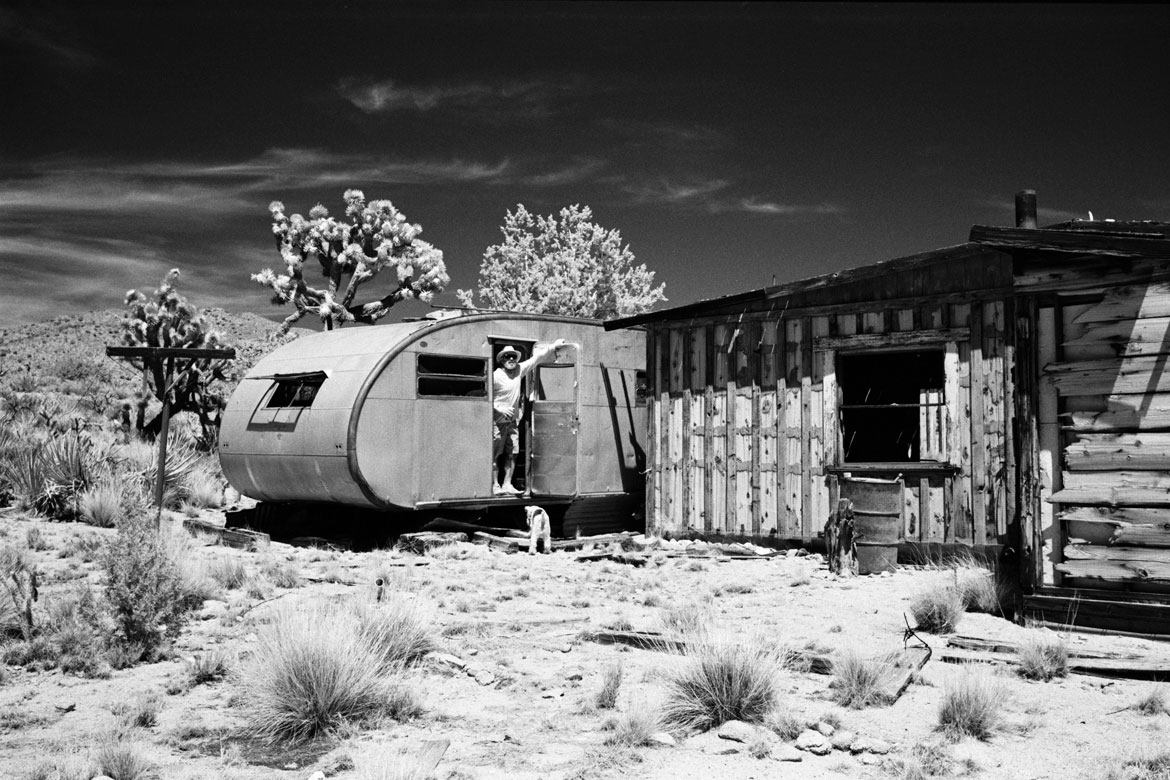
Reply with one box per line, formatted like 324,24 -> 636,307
94,740 -> 156,780
603,699 -> 662,747
955,566 -> 1000,614
237,601 -> 419,744
595,662 -> 623,710
937,666 -> 1006,740
660,636 -> 780,732
352,599 -> 438,671
24,525 -> 47,552
1015,631 -> 1069,681
102,516 -> 194,655
1136,686 -> 1169,716
1106,749 -> 1170,780
0,544 -> 37,639
831,647 -> 900,709
910,586 -> 965,634
48,355 -> 112,385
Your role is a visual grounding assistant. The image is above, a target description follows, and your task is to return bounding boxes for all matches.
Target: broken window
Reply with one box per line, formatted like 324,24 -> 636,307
264,372 -> 326,409
417,354 -> 487,398
839,350 -> 946,462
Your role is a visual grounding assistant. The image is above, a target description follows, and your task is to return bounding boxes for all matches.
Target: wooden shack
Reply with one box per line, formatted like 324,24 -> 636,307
607,192 -> 1170,633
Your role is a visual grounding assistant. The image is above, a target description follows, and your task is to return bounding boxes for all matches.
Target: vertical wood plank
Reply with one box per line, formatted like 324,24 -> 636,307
1037,305 -> 1060,586
703,325 -> 716,532
785,319 -> 804,538
944,341 -> 961,544
918,476 -> 930,543
969,305 -> 988,545
897,308 -> 914,332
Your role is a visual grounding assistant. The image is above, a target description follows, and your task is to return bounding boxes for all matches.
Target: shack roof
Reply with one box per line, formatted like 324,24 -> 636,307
605,219 -> 1170,330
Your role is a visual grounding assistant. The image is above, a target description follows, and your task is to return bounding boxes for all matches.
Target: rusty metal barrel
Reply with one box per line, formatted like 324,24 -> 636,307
838,477 -> 902,575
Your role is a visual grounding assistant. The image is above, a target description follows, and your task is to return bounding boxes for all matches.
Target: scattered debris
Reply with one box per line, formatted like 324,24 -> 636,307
181,517 -> 270,551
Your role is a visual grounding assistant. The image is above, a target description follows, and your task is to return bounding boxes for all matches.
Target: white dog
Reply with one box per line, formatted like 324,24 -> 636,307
525,505 -> 551,555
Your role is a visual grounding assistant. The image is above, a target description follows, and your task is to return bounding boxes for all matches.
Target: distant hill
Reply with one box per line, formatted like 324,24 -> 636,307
0,308 -> 300,407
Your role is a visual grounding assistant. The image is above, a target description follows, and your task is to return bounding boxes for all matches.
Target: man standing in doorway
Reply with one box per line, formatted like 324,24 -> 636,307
493,339 -> 566,495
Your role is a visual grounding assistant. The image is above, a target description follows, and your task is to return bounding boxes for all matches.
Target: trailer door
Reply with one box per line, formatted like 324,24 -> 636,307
529,343 -> 578,495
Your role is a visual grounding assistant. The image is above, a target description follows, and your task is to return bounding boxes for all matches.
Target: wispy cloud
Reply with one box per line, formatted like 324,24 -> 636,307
624,177 -> 844,218
730,198 -> 845,216
0,7 -> 101,70
521,159 -> 608,187
336,76 -> 585,122
596,118 -> 726,148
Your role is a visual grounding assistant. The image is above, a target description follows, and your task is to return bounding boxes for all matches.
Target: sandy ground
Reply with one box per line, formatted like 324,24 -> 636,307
1,509 -> 1168,780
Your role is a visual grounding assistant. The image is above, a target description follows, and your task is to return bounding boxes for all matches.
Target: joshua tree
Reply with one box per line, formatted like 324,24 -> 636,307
254,190 -> 449,336
120,269 -> 233,449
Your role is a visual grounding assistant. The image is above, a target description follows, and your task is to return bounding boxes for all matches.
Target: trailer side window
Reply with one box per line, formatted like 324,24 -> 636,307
417,355 -> 487,398
839,350 -> 946,463
265,374 -> 326,409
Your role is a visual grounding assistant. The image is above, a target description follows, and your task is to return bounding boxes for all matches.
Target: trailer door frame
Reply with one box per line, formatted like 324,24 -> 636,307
529,343 -> 580,496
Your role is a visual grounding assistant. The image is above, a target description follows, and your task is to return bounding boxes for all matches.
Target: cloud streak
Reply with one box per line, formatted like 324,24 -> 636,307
625,177 -> 845,218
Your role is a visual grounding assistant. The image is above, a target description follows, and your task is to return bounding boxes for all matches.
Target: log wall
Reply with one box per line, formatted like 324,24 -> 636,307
1042,282 -> 1170,591
645,299 -> 1013,544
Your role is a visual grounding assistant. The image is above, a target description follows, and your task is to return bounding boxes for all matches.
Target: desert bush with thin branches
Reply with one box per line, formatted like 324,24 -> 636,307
658,598 -> 713,636
352,598 -> 439,671
1135,686 -> 1169,716
595,662 -> 623,710
102,516 -> 196,656
660,634 -> 781,732
937,666 -> 1006,740
94,740 -> 156,780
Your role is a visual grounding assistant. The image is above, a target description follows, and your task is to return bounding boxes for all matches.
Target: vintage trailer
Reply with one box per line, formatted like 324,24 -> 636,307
219,311 -> 647,536
607,191 -> 1170,634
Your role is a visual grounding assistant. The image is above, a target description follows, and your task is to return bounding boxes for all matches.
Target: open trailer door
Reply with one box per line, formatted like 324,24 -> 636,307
528,343 -> 578,496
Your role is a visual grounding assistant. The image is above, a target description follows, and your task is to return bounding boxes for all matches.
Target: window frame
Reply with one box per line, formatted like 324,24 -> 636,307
415,353 -> 488,399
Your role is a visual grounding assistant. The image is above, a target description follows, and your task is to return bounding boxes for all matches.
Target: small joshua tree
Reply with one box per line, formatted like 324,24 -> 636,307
255,190 -> 449,336
121,269 -> 233,449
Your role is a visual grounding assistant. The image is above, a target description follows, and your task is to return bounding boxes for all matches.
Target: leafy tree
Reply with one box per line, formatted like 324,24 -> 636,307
255,190 -> 449,336
457,204 -> 666,319
120,269 -> 232,449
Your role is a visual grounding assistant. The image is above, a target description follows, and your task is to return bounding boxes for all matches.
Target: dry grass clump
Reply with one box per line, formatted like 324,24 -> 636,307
349,741 -> 439,780
595,662 -> 623,709
261,556 -> 302,589
187,649 -> 231,685
602,699 -> 663,747
830,647 -> 901,709
113,697 -> 161,729
909,586 -> 965,634
1136,686 -> 1169,716
94,740 -> 156,780
659,635 -> 781,732
237,600 -> 427,744
1015,630 -> 1069,681
658,599 -> 713,636
1097,747 -> 1170,780
937,666 -> 1006,741
79,479 -> 126,527
208,556 -> 248,590
882,740 -> 956,780
353,598 -> 438,670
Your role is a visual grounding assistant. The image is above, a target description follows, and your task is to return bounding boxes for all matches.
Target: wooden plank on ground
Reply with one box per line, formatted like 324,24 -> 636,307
182,517 -> 269,550
940,647 -> 1170,681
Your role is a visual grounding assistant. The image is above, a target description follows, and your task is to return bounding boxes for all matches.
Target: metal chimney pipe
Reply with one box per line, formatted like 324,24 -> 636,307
1015,189 -> 1038,229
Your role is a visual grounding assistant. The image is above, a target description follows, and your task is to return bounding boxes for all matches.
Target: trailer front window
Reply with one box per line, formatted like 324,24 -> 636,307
417,355 -> 488,398
265,374 -> 326,409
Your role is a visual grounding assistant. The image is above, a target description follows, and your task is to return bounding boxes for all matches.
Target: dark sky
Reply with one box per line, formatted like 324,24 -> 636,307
3,2 -> 1168,329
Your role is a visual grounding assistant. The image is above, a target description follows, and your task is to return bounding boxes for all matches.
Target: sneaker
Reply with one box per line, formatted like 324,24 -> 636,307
493,485 -> 507,496
502,484 -> 522,495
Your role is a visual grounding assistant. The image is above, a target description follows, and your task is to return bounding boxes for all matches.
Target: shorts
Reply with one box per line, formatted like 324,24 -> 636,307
493,416 -> 519,458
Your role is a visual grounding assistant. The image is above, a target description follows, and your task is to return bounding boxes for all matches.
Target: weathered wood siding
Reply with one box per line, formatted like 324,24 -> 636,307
645,299 -> 1013,543
1041,282 -> 1170,591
